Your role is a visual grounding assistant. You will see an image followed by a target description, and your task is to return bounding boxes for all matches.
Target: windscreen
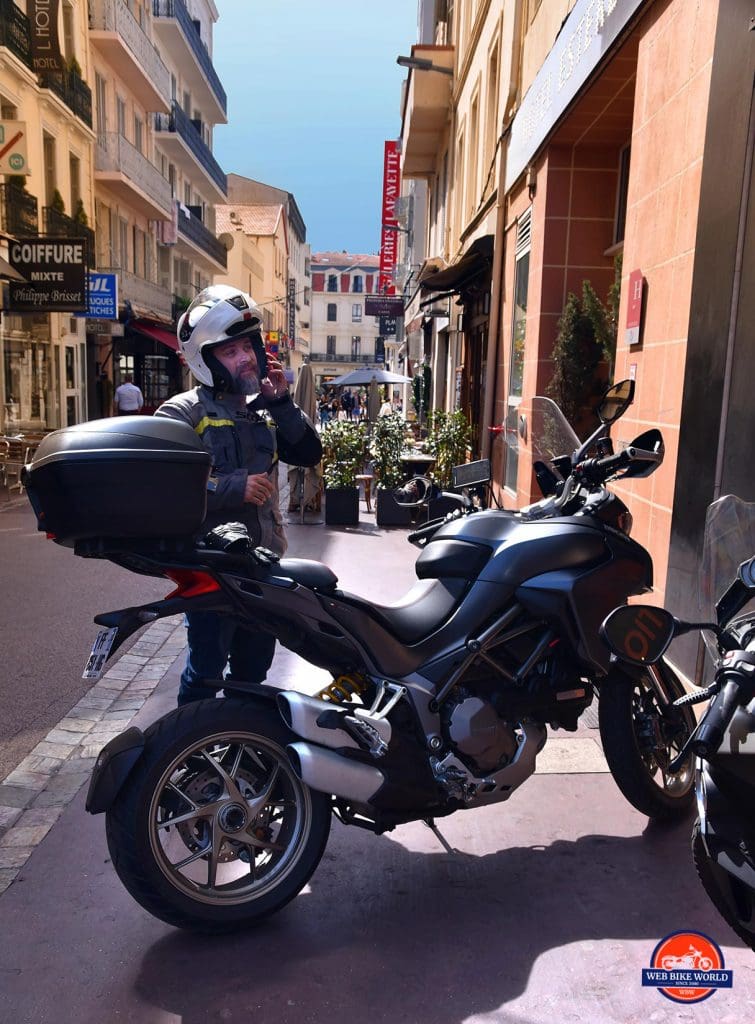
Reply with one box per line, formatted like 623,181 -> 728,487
700,494 -> 755,661
528,396 -> 580,468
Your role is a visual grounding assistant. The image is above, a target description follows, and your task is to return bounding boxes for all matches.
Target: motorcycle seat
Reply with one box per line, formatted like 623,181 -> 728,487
336,577 -> 468,645
276,557 -> 339,592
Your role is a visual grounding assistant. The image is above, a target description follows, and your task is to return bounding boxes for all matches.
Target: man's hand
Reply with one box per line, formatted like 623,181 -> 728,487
259,357 -> 289,402
243,472 -> 275,505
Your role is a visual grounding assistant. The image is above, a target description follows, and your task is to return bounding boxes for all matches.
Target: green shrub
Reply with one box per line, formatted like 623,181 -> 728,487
426,409 -> 471,488
321,419 -> 366,489
368,412 -> 406,490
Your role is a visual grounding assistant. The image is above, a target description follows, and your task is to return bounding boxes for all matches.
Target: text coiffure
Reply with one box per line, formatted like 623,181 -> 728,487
11,242 -> 84,264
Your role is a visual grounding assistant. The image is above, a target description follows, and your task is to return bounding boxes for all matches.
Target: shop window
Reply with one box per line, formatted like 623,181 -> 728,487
614,144 -> 631,245
327,303 -> 337,322
326,335 -> 336,355
505,209 -> 531,493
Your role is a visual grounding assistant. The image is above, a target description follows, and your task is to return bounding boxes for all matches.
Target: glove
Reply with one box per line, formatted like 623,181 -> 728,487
251,546 -> 281,566
201,522 -> 254,553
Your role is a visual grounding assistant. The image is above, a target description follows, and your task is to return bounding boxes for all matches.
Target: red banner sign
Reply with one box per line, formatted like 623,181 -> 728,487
378,140 -> 400,295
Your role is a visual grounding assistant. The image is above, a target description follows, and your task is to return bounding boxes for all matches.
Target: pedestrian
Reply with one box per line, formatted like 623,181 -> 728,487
378,392 -> 393,417
155,284 -> 322,706
113,374 -> 144,415
342,389 -> 354,420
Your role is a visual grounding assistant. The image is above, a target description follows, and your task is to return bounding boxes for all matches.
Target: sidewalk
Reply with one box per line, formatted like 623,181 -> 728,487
0,497 -> 752,1023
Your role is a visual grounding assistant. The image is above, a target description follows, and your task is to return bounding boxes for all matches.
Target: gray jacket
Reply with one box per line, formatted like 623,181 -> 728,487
155,385 -> 321,554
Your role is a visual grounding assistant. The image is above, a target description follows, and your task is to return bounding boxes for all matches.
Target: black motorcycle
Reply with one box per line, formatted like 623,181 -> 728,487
602,493 -> 755,951
22,380 -> 696,931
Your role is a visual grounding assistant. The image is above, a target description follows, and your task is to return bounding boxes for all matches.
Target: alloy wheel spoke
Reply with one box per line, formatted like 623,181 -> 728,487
201,748 -> 247,804
246,763 -> 281,818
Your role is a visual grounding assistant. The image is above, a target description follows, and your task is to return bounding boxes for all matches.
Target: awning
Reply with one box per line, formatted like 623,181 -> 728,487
421,235 -> 494,293
129,318 -> 178,351
0,255 -> 26,282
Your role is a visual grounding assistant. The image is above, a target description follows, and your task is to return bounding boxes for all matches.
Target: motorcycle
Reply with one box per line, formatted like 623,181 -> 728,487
23,379 -> 696,932
601,493 -> 755,951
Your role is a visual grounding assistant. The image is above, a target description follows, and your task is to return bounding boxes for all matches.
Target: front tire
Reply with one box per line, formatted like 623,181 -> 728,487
106,699 -> 331,932
599,664 -> 695,821
692,820 -> 755,951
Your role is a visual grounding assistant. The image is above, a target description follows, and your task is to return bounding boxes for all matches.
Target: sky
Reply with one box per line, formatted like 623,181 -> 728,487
212,0 -> 418,255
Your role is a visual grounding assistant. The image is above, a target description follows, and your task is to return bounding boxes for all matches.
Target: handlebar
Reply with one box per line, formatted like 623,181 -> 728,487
692,676 -> 744,757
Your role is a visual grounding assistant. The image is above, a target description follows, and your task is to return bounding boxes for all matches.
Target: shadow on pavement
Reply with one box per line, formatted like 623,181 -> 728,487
132,814 -> 735,1024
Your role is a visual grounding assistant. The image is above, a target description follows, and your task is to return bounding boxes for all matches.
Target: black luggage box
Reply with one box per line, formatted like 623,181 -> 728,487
23,416 -> 212,546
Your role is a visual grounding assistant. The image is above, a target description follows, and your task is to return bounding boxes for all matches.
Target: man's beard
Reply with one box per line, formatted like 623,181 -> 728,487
231,366 -> 260,396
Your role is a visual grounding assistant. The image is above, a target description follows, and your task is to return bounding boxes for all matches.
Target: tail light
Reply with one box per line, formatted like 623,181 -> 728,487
164,569 -> 221,599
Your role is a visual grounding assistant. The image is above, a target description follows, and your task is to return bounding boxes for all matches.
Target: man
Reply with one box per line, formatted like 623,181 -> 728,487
113,374 -> 144,415
155,284 -> 321,705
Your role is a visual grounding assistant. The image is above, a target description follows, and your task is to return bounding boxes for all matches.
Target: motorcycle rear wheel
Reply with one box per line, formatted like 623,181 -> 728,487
105,699 -> 331,932
692,820 -> 755,951
598,665 -> 695,821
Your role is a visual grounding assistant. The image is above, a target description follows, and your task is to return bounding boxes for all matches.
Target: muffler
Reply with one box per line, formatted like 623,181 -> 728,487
287,742 -> 384,803
277,690 -> 391,754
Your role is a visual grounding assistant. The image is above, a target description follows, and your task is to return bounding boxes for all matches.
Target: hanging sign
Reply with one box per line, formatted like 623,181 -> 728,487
29,1 -> 64,73
0,122 -> 29,174
79,272 -> 118,319
625,269 -> 645,347
378,140 -> 400,295
8,237 -> 88,312
365,294 -> 404,317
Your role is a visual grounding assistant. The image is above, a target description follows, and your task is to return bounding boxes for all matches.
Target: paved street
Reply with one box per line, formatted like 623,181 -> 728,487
0,495 -> 752,1022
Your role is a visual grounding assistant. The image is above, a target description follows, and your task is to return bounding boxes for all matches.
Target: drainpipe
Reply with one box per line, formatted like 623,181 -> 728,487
481,0 -> 524,462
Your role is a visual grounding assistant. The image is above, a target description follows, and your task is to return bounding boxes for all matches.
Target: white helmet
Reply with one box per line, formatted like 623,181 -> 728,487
177,284 -> 263,387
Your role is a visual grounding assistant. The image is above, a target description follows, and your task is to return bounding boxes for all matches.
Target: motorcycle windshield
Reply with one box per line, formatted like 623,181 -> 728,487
528,396 -> 580,468
700,494 -> 755,662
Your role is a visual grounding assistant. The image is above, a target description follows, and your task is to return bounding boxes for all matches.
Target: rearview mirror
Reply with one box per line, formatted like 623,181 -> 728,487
392,476 -> 437,507
600,604 -> 677,665
597,380 -> 635,424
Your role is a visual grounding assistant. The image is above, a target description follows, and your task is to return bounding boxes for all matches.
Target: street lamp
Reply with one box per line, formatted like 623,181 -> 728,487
396,55 -> 453,76
381,223 -> 411,233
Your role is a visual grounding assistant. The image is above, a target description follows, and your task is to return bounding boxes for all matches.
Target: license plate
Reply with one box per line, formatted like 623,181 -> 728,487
82,627 -> 118,680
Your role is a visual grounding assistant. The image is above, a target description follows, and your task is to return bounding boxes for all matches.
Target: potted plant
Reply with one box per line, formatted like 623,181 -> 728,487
321,419 -> 366,526
368,411 -> 411,527
425,410 -> 472,519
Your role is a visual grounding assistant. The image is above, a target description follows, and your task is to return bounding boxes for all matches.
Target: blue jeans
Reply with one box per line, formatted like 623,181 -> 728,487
178,610 -> 276,705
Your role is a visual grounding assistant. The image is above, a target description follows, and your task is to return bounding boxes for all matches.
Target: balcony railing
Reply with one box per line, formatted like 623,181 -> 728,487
0,0 -> 32,68
42,207 -> 96,261
0,183 -> 38,236
95,132 -> 173,215
99,267 -> 173,320
89,0 -> 171,109
152,0 -> 227,115
154,101 -> 227,195
176,204 -> 227,269
38,70 -> 93,128
309,353 -> 376,363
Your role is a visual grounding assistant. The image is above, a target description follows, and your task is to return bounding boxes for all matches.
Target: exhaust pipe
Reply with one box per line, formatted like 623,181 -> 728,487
277,690 -> 391,753
287,742 -> 384,803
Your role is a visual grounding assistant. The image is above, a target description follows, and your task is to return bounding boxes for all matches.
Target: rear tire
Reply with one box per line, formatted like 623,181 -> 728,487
105,698 -> 331,932
692,820 -> 755,951
599,664 -> 695,821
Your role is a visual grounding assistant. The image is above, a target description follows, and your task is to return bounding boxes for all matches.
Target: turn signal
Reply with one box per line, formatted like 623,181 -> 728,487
617,511 -> 633,535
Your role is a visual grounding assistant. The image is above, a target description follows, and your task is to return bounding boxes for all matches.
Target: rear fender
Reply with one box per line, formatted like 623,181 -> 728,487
85,726 -> 145,814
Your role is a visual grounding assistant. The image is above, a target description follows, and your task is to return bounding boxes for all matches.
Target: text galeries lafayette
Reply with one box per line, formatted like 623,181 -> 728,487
10,242 -> 84,264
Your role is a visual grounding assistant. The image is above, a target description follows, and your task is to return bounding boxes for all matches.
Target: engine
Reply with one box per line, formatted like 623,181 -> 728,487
444,691 -> 518,773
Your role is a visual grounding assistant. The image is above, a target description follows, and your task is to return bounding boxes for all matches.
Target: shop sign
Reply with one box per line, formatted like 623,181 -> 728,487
625,269 -> 645,347
379,315 -> 397,336
8,237 -> 88,312
365,294 -> 404,317
80,272 -> 118,319
378,139 -> 400,295
85,319 -> 124,336
287,278 -> 296,343
29,0 -> 64,73
0,122 -> 29,174
506,0 -> 645,191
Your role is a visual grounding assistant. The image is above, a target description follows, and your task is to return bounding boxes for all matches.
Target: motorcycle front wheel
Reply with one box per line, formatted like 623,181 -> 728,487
692,820 -> 755,951
105,699 -> 331,932
598,664 -> 696,821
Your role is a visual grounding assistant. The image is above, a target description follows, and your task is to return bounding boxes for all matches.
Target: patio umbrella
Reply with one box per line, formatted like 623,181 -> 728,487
329,368 -> 411,387
287,362 -> 322,519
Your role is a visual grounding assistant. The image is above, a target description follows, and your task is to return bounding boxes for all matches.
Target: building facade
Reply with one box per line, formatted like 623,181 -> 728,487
398,0 -> 755,679
310,251 -> 382,389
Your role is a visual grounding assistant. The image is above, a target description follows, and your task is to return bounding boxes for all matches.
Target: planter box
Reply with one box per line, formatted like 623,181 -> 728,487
375,487 -> 412,527
324,486 -> 359,526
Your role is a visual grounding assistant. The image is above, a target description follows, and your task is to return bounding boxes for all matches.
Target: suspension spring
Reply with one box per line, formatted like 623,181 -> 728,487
316,673 -> 370,704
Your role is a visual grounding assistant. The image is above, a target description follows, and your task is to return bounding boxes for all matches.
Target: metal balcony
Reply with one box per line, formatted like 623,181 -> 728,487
95,133 -> 173,219
38,70 -> 93,129
89,0 -> 171,113
152,0 -> 227,123
42,207 -> 96,262
176,203 -> 227,272
0,0 -> 32,69
0,184 -> 38,237
309,353 -> 376,363
154,101 -> 227,201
